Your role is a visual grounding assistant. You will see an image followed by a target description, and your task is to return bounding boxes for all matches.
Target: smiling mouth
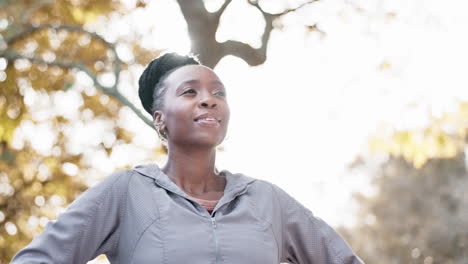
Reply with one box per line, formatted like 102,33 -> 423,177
194,117 -> 221,126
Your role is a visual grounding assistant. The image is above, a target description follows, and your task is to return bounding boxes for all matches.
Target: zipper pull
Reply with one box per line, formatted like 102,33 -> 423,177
211,217 -> 217,229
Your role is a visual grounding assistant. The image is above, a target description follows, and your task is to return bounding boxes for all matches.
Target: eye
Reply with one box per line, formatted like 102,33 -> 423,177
182,88 -> 196,95
214,90 -> 226,97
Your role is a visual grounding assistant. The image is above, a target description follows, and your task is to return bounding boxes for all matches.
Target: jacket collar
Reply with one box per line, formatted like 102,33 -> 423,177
132,163 -> 256,200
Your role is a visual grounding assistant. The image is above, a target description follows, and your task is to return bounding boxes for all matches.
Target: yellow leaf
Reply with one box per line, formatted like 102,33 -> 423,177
71,7 -> 98,24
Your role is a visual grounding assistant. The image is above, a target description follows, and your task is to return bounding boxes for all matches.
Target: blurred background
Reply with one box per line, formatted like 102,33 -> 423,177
1,0 -> 468,263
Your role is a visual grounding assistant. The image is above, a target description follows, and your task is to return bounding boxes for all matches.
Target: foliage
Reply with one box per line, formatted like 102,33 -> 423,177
342,154 -> 468,264
342,103 -> 468,263
0,0 -> 320,262
0,0 -> 159,262
369,102 -> 468,168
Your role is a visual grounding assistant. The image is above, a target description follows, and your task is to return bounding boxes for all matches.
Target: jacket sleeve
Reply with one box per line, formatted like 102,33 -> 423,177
272,185 -> 364,264
11,169 -> 132,264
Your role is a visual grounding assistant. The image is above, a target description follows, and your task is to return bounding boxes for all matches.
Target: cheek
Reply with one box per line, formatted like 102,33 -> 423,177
224,104 -> 230,125
164,107 -> 193,132
225,110 -> 230,127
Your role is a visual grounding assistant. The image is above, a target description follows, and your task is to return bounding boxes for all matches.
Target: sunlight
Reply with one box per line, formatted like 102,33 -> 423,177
9,0 -> 468,230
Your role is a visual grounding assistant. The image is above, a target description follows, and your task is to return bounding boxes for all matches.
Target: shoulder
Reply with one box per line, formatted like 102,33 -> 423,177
223,170 -> 276,194
69,168 -> 136,207
230,172 -> 299,209
92,168 -> 135,192
244,176 -> 317,219
91,164 -> 160,194
99,168 -> 136,187
248,177 -> 296,203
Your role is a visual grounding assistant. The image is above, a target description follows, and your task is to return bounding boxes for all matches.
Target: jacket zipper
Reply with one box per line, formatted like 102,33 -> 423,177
154,184 -> 251,263
211,216 -> 219,263
208,186 -> 251,264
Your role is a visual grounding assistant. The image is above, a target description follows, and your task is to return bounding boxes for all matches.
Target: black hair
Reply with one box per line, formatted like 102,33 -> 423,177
138,52 -> 200,116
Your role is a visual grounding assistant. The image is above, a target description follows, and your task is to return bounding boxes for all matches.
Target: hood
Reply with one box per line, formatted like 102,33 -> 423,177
132,163 -> 256,201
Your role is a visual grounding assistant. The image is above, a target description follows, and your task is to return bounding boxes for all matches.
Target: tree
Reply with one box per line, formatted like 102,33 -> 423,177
368,102 -> 468,169
341,103 -> 468,264
0,0 -> 160,261
0,0 -> 319,262
177,0 -> 318,68
342,154 -> 468,264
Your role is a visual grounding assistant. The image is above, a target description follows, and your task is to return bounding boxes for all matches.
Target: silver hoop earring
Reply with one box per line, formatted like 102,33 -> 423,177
155,125 -> 167,140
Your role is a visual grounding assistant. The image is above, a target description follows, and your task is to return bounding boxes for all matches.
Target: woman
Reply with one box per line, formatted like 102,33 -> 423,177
11,53 -> 363,263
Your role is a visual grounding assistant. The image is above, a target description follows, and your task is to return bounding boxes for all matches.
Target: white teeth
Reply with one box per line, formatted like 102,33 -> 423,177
198,117 -> 218,122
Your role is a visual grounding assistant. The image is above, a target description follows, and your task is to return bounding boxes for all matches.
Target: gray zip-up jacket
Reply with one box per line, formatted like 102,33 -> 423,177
11,163 -> 363,264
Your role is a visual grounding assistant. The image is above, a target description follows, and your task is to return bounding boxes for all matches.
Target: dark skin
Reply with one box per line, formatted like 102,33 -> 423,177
153,65 -> 230,201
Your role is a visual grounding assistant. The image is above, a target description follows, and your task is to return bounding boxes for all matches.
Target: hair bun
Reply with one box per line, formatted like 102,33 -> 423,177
138,52 -> 200,115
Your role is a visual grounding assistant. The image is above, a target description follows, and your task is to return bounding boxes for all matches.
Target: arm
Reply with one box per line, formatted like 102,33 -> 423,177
11,169 -> 132,264
272,185 -> 364,264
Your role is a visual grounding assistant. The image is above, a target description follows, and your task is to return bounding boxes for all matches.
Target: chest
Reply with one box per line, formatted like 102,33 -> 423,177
124,190 -> 279,264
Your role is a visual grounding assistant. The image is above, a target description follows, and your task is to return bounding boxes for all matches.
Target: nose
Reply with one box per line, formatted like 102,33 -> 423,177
199,95 -> 217,109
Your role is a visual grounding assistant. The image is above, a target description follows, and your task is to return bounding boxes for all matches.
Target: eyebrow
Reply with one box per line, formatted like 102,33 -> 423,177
176,79 -> 225,93
210,80 -> 224,86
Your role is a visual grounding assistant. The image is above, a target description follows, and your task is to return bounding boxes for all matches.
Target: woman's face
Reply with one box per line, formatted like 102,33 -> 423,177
154,65 -> 230,148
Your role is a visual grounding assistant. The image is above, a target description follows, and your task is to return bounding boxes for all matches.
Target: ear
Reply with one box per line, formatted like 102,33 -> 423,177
153,110 -> 165,128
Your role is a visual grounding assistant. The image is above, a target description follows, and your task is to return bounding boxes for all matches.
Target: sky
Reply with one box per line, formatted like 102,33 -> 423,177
112,0 -> 468,227
5,0 -> 468,263
10,0 -> 468,230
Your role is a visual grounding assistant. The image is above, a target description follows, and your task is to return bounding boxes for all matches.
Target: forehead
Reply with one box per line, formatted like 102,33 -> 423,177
165,65 -> 221,85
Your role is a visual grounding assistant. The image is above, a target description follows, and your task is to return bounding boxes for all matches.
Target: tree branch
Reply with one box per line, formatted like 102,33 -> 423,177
213,0 -> 233,22
176,0 -> 220,67
1,24 -> 150,127
6,24 -> 122,90
176,0 -> 212,25
247,0 -> 318,17
217,0 -> 278,66
217,0 -> 317,66
221,40 -> 267,66
1,49 -> 154,129
274,0 -> 318,16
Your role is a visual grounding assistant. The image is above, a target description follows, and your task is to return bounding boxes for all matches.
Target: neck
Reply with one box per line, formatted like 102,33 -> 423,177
162,143 -> 223,196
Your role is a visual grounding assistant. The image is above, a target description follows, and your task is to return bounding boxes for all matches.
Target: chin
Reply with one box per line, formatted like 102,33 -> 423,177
192,131 -> 226,146
194,137 -> 224,148
172,135 -> 224,149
